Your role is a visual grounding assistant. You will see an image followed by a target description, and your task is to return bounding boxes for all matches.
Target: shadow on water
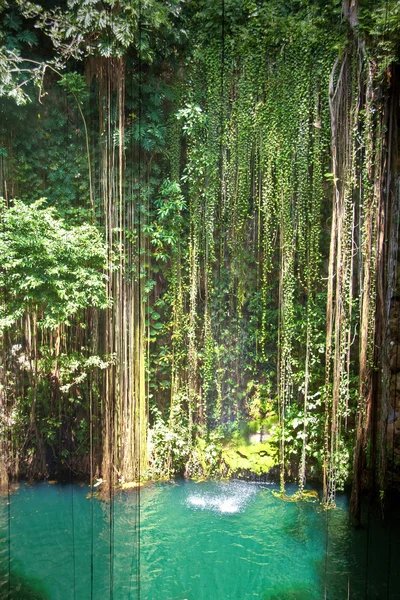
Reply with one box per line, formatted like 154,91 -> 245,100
310,494 -> 400,600
264,491 -> 382,600
281,506 -> 311,544
0,488 -> 48,600
0,561 -> 49,600
262,585 -> 314,599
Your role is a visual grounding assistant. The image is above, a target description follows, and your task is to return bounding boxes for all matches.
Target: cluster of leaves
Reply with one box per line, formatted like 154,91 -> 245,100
0,2 -> 42,104
148,406 -> 224,479
149,178 -> 186,261
0,86 -> 93,216
147,404 -> 190,478
187,0 -> 345,51
0,198 -> 109,330
16,0 -> 186,63
359,0 -> 400,75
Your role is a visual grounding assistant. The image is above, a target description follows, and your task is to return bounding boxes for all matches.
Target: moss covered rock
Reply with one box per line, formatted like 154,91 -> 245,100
221,440 -> 278,476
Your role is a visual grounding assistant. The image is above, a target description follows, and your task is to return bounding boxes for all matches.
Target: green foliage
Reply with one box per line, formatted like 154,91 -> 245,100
58,72 -> 88,104
18,0 -> 185,62
0,0 -> 395,494
148,404 -> 191,478
150,178 -> 186,262
193,432 -> 223,477
0,199 -> 108,330
0,2 -> 42,104
222,440 -> 278,476
53,351 -> 114,394
360,0 -> 400,68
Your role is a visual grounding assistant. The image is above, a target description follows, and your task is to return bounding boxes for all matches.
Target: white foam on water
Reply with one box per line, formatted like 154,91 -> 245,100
218,498 -> 240,513
186,481 -> 257,514
188,496 -> 208,508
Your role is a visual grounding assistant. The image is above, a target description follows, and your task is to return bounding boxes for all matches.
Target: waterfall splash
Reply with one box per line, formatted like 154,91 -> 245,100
185,481 -> 259,514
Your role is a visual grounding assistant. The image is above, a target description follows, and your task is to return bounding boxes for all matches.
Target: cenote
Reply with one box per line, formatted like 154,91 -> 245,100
2,1 -> 400,598
1,480 -> 400,599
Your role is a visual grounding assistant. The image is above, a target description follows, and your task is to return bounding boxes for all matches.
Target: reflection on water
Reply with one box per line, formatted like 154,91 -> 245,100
0,560 -> 49,600
0,480 -> 399,599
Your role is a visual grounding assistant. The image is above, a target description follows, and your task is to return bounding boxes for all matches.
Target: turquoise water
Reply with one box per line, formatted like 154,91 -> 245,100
0,480 -> 399,599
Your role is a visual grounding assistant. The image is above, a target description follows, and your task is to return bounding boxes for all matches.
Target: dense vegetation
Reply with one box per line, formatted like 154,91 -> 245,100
0,0 -> 399,519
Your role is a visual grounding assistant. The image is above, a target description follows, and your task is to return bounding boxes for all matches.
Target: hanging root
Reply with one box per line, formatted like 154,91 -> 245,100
272,489 -> 320,503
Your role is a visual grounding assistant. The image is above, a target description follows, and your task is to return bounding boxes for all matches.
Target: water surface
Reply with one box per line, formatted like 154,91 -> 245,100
1,480 -> 399,599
